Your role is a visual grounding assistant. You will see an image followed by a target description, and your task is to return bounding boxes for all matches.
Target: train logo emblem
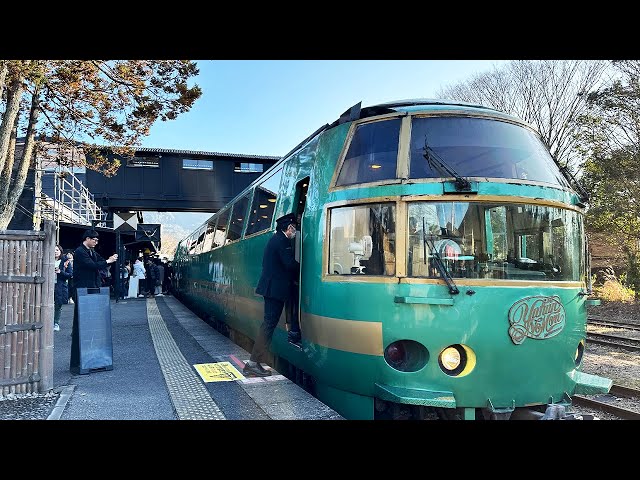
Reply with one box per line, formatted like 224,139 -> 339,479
508,295 -> 565,345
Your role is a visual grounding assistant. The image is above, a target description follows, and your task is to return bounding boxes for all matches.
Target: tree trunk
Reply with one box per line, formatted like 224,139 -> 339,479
0,84 -> 40,230
0,76 -> 24,176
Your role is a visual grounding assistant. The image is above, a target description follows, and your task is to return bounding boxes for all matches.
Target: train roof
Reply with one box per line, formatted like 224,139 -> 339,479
354,98 -> 523,124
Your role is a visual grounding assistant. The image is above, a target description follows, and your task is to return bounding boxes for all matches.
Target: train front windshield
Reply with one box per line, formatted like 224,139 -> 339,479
407,202 -> 584,281
409,116 -> 572,187
328,201 -> 584,281
335,114 -> 573,189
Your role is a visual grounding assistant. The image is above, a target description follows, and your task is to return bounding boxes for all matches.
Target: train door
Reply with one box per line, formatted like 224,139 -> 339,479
287,177 -> 309,347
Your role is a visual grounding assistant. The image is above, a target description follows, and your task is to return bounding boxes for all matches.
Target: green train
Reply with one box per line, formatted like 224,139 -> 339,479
173,99 -> 612,420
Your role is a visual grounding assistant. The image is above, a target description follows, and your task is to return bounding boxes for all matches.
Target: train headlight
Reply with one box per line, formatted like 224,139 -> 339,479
386,343 -> 405,368
384,340 -> 428,372
438,344 -> 476,377
440,346 -> 461,371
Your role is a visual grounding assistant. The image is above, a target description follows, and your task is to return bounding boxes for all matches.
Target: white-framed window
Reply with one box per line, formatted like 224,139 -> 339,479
183,159 -> 214,170
234,162 -> 263,173
127,156 -> 160,168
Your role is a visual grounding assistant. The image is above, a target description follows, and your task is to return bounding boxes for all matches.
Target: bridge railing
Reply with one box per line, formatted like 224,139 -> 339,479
39,171 -> 105,226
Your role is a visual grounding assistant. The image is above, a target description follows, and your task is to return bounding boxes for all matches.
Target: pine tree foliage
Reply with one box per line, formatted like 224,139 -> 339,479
0,60 -> 202,229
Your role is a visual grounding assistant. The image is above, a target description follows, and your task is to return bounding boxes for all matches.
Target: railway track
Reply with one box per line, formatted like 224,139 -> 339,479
572,384 -> 640,420
588,317 -> 640,331
586,332 -> 640,352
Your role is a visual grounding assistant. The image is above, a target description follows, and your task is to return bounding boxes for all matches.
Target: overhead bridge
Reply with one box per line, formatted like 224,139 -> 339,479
10,143 -> 280,278
85,147 -> 280,214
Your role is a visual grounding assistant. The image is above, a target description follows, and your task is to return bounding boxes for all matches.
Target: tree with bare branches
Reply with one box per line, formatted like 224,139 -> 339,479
0,60 -> 202,229
577,60 -> 640,295
436,60 -> 610,172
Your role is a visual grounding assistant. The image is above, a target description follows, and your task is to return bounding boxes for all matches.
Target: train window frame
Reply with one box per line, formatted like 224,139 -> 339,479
193,225 -> 207,255
330,115 -> 405,191
326,200 -> 397,277
213,207 -> 231,248
201,218 -> 217,253
245,167 -> 283,238
407,113 -> 573,189
226,192 -> 251,244
404,198 -> 585,282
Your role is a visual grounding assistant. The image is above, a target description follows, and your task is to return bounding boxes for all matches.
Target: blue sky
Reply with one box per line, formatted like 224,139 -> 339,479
140,60 -> 507,157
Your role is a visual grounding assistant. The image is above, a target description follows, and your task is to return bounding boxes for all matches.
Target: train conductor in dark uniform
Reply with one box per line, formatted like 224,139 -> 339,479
244,212 -> 300,377
70,229 -> 118,373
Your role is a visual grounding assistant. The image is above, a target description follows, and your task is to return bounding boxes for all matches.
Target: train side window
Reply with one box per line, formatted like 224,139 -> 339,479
335,119 -> 401,187
187,236 -> 195,255
329,203 -> 396,276
201,219 -> 217,253
246,167 -> 282,236
194,226 -> 207,254
227,193 -> 251,243
213,208 -> 230,248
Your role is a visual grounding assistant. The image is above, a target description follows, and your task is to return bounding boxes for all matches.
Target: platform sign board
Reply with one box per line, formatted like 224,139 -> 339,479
71,287 -> 113,375
136,223 -> 161,242
114,212 -> 138,232
194,362 -> 244,382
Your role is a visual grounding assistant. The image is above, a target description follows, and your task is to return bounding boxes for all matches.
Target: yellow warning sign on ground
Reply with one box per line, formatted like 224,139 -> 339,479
194,362 -> 245,382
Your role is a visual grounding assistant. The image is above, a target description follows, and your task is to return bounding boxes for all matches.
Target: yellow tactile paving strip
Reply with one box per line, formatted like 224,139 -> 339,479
146,298 -> 226,420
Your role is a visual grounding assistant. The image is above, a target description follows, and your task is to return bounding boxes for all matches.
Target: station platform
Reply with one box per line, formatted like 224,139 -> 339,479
50,294 -> 343,421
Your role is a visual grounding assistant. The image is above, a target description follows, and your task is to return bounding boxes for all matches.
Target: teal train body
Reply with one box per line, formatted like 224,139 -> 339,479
173,99 -> 611,420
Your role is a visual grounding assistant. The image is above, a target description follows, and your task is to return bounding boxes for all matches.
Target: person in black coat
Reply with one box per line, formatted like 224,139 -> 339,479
70,229 -> 118,373
54,244 -> 73,331
72,230 -> 117,289
244,212 -> 300,377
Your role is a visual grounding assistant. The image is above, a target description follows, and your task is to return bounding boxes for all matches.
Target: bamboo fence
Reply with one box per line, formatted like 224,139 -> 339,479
0,220 -> 55,397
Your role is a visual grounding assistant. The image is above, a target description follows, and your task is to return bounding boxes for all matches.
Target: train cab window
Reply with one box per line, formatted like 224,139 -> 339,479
335,119 -> 401,187
246,167 -> 282,236
329,203 -> 396,276
213,208 -> 230,248
407,201 -> 583,281
408,116 -> 572,188
227,193 -> 251,243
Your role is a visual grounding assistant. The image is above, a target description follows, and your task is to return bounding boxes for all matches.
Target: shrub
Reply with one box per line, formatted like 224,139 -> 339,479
593,267 -> 636,302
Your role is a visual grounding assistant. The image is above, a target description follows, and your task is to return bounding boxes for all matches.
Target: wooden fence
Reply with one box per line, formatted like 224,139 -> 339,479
0,220 -> 55,397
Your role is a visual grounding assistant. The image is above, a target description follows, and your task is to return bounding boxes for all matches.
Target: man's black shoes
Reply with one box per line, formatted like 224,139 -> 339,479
243,361 -> 272,377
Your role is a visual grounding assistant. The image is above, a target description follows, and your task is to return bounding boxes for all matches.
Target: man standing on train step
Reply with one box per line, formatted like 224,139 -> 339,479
244,212 -> 300,377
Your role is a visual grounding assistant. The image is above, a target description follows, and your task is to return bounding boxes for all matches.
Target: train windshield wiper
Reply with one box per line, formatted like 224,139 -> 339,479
423,217 -> 460,295
423,135 -> 471,191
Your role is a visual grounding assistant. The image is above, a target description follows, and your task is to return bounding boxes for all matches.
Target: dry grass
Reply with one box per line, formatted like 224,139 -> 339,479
593,279 -> 636,303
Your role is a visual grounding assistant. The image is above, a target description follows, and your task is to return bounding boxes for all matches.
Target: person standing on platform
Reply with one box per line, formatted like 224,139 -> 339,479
119,260 -> 130,299
244,212 -> 300,377
54,244 -> 73,332
129,257 -> 146,298
65,250 -> 76,303
163,260 -> 173,295
146,257 -> 159,298
154,257 -> 165,297
70,229 -> 117,372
